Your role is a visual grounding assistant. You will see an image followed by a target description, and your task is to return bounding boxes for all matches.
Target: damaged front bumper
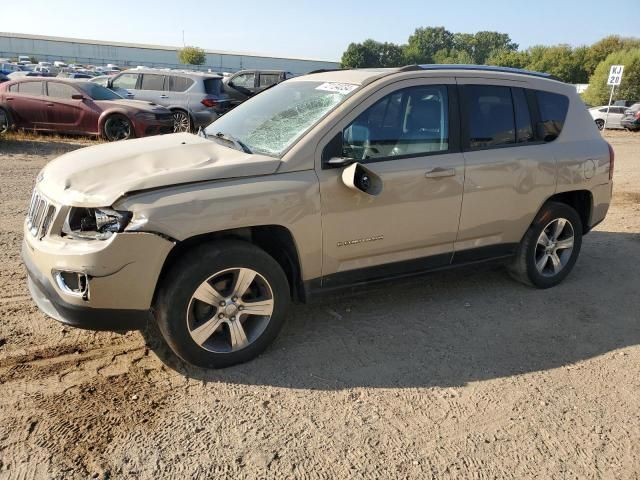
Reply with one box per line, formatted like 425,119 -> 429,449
22,224 -> 174,331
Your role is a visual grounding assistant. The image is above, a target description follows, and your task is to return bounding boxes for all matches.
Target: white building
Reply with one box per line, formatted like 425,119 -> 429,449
0,32 -> 340,75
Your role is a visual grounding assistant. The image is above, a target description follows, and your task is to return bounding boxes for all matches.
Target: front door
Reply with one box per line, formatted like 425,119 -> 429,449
316,78 -> 465,287
44,81 -> 97,133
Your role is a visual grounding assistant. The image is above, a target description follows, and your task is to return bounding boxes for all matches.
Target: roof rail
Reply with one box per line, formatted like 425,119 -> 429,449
307,68 -> 344,74
399,64 -> 562,81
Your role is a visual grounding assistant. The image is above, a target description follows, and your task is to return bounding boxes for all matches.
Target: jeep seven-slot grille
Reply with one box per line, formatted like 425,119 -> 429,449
26,190 -> 56,239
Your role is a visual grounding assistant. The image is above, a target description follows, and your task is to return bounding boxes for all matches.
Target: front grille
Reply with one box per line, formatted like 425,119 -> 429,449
26,190 -> 56,239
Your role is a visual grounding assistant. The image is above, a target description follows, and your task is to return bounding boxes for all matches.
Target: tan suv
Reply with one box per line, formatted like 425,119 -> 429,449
22,65 -> 613,368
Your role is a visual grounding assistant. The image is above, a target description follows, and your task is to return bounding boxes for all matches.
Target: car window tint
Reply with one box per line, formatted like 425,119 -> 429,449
140,74 -> 165,91
466,85 -> 515,149
512,88 -> 534,143
343,85 -> 449,161
47,82 -> 77,99
203,78 -> 222,96
112,73 -> 138,90
536,91 -> 569,142
232,73 -> 255,88
259,74 -> 280,87
168,76 -> 194,92
18,81 -> 43,96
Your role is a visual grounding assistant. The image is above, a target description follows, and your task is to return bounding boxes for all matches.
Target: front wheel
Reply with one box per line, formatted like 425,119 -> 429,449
154,240 -> 290,368
103,114 -> 134,141
509,202 -> 583,289
595,119 -> 605,131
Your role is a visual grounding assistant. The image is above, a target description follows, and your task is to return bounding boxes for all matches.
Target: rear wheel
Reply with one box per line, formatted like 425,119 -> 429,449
103,114 -> 134,141
154,240 -> 290,368
509,202 -> 583,289
595,119 -> 605,130
172,110 -> 192,133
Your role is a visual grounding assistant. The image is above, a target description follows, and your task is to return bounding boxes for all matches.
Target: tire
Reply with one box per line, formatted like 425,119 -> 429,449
102,114 -> 134,141
595,119 -> 605,131
0,108 -> 13,134
508,201 -> 583,289
172,110 -> 192,133
154,240 -> 290,368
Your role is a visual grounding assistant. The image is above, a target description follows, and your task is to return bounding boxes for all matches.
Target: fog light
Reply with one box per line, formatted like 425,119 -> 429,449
53,270 -> 89,299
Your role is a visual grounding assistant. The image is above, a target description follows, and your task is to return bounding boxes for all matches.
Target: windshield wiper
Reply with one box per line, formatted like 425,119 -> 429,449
211,131 -> 252,154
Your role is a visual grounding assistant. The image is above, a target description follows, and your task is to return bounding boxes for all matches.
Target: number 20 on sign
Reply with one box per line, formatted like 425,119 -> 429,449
608,65 -> 624,86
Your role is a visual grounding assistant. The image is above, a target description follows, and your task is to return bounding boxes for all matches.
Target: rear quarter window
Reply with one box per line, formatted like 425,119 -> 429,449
168,76 -> 194,92
536,91 -> 569,142
203,78 -> 222,96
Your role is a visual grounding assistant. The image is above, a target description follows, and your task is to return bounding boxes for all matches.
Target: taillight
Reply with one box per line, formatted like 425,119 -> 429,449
201,98 -> 218,108
636,111 -> 640,120
607,142 -> 615,180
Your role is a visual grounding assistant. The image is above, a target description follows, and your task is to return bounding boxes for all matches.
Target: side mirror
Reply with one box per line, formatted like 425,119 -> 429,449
71,94 -> 85,100
341,162 -> 383,196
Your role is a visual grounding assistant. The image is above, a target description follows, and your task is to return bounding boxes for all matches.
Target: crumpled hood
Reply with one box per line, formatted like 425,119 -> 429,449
38,133 -> 281,207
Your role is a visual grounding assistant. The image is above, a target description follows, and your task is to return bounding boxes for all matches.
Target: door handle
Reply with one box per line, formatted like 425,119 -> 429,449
6,97 -> 13,101
46,103 -> 54,107
126,93 -> 134,98
425,167 -> 456,178
159,94 -> 168,98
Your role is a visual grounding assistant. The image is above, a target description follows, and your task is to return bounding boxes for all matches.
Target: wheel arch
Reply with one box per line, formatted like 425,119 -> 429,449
544,190 -> 593,234
153,224 -> 305,306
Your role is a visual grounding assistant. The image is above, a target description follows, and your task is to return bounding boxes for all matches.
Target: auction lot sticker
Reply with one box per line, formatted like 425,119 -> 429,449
315,82 -> 359,95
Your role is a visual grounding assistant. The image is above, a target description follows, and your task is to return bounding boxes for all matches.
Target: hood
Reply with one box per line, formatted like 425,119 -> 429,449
38,133 -> 281,207
94,98 -> 170,113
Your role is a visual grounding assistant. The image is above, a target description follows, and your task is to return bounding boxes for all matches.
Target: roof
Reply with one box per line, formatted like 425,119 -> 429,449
294,64 -> 562,86
123,67 -> 222,78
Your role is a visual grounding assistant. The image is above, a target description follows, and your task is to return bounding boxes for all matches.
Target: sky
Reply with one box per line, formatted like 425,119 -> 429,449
3,0 -> 640,61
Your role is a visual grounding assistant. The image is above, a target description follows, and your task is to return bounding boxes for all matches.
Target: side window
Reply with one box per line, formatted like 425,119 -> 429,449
465,85 -> 515,149
512,88 -> 534,143
47,82 -> 77,99
232,73 -> 255,88
112,73 -> 138,90
342,85 -> 449,161
140,74 -> 165,91
536,91 -> 569,142
259,73 -> 280,87
168,76 -> 194,92
18,81 -> 43,96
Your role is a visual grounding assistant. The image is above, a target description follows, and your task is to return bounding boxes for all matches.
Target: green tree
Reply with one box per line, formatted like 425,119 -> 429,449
525,45 -> 588,83
583,48 -> 640,106
178,46 -> 206,65
486,49 -> 531,69
341,39 -> 404,68
472,31 -> 518,64
403,26 -> 454,64
584,36 -> 640,77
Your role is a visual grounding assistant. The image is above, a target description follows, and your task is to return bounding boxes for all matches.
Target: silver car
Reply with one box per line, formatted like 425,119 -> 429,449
108,69 -> 229,132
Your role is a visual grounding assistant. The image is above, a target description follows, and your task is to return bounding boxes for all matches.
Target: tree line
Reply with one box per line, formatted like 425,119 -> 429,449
341,28 -> 640,105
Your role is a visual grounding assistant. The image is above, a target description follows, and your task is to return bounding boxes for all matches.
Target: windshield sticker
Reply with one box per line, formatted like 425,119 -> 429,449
315,82 -> 359,95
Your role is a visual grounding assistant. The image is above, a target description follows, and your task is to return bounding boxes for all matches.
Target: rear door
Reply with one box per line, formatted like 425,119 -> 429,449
257,72 -> 281,93
166,75 -> 194,110
44,81 -> 98,134
454,80 -> 560,256
7,81 -> 46,128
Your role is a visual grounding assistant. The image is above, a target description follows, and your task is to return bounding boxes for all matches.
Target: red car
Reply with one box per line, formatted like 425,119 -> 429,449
0,78 -> 173,141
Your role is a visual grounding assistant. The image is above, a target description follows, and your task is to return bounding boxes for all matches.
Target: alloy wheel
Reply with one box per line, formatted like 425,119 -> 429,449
104,116 -> 132,141
595,119 -> 605,131
534,218 -> 575,277
173,111 -> 191,133
186,268 -> 275,353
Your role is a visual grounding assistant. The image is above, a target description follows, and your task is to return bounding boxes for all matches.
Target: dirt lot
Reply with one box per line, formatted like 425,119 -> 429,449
0,131 -> 639,479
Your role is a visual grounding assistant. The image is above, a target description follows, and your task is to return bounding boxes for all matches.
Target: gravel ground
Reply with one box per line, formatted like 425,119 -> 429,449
0,131 -> 639,479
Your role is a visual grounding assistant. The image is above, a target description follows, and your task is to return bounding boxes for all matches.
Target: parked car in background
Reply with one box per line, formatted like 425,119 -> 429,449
17,55 -> 31,64
57,72 -> 93,79
108,68 -> 229,132
223,69 -> 292,108
621,103 -> 640,131
613,99 -> 638,107
8,71 -> 44,79
0,63 -> 21,75
589,105 -> 627,130
0,73 -> 9,84
0,78 -> 173,141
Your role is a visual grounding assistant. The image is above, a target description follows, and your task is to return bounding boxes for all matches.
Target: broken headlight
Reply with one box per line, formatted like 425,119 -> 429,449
62,207 -> 132,240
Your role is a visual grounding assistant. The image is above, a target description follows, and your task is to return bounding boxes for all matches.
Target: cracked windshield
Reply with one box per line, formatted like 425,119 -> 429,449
205,81 -> 358,157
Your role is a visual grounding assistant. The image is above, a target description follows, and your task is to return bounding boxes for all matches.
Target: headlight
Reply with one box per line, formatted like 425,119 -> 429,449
135,112 -> 157,122
62,207 -> 132,240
